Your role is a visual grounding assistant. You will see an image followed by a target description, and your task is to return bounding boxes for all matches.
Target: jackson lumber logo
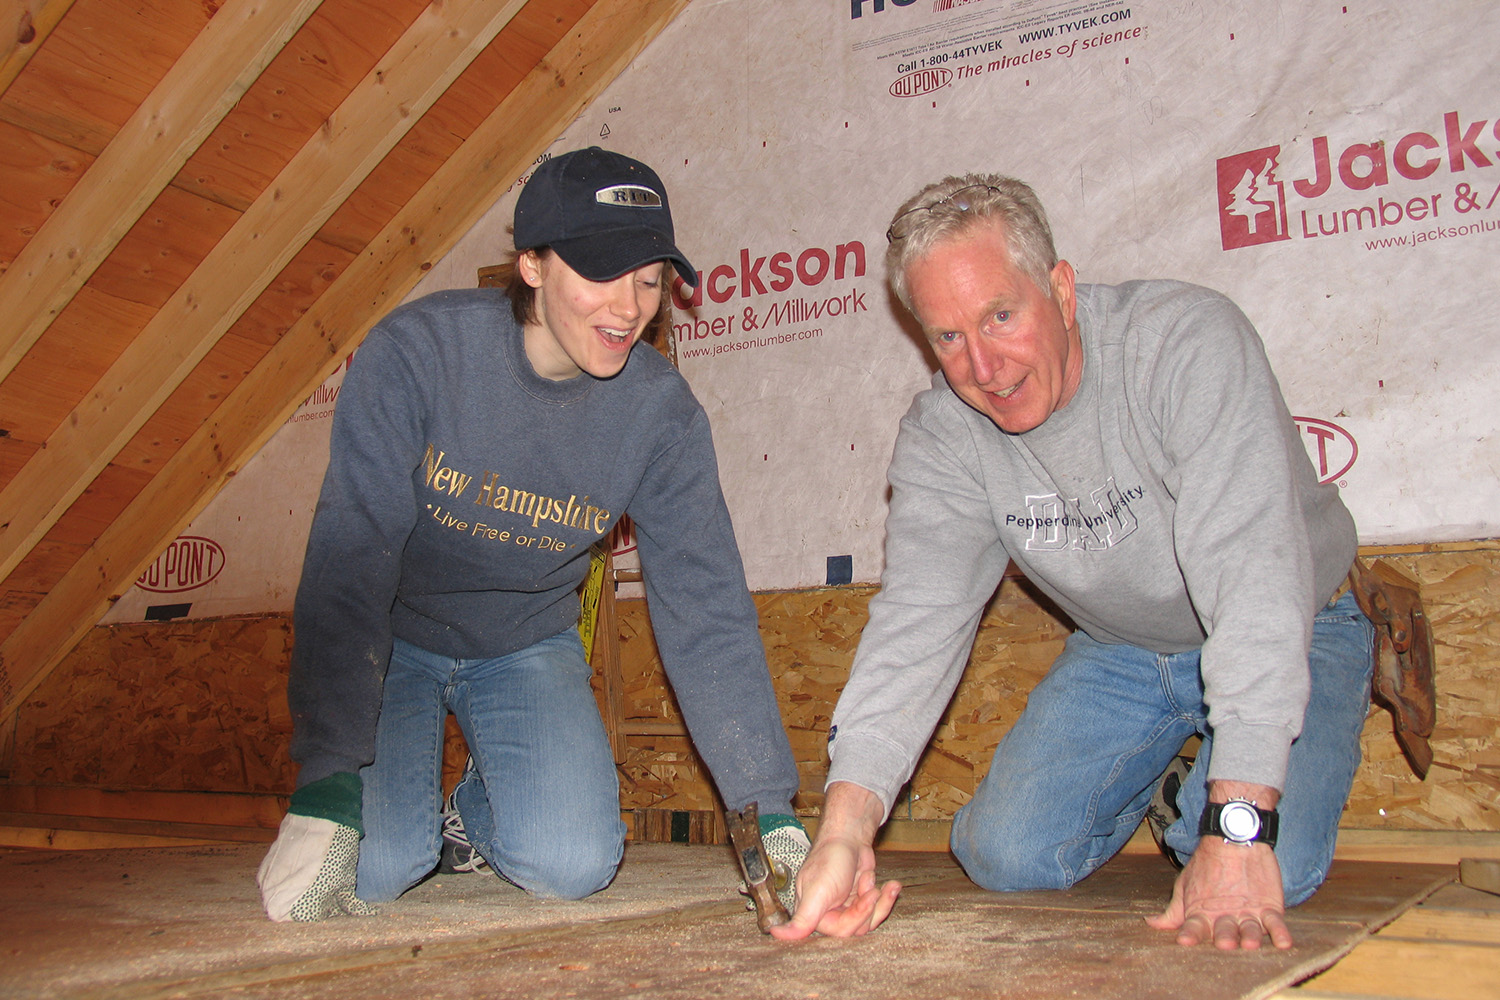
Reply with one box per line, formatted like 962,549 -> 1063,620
1216,111 -> 1498,250
135,535 -> 227,593
1217,145 -> 1291,249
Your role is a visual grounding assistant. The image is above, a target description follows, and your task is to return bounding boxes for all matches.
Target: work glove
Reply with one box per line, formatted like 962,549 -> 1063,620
257,772 -> 377,922
758,813 -> 810,912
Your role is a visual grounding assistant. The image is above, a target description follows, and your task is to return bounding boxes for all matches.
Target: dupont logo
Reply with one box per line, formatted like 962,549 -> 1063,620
136,536 -> 227,594
890,68 -> 951,98
1295,417 -> 1358,485
1217,146 -> 1290,250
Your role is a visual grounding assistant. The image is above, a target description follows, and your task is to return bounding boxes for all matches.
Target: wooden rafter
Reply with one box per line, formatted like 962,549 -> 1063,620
0,0 -> 692,721
0,0 -> 528,583
0,0 -> 325,382
0,0 -> 78,97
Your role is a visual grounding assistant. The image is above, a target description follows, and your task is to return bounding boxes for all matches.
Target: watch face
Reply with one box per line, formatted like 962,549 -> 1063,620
1221,802 -> 1261,841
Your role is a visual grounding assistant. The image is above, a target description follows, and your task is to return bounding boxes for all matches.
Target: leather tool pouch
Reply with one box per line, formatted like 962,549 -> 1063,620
1347,559 -> 1438,778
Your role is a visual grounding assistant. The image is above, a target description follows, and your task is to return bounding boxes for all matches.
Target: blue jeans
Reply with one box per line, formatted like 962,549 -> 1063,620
355,629 -> 626,903
951,591 -> 1373,905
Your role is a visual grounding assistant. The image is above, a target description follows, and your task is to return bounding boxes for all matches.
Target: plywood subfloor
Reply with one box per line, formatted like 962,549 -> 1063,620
0,845 -> 1455,999
1275,878 -> 1500,1000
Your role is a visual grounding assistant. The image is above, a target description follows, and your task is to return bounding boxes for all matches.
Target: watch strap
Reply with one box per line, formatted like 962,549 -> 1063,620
1199,799 -> 1280,848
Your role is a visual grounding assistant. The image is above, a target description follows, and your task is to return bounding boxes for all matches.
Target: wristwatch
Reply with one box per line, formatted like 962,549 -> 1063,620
1199,798 -> 1279,848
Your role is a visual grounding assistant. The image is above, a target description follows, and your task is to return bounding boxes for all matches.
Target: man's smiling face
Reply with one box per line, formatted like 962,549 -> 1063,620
906,219 -> 1082,434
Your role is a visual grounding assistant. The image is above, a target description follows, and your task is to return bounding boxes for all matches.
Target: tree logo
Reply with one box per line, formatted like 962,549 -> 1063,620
1216,146 -> 1290,250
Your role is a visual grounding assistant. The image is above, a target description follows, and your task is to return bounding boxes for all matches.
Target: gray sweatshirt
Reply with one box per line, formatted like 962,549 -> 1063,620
827,280 -> 1355,817
289,288 -> 798,815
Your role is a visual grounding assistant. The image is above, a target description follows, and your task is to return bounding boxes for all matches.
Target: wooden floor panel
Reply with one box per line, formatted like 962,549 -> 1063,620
0,846 -> 1461,1000
1307,939 -> 1500,999
1275,879 -> 1500,1000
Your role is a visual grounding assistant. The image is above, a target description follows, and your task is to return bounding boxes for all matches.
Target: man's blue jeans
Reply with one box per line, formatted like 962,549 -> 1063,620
355,629 -> 626,903
951,591 -> 1373,905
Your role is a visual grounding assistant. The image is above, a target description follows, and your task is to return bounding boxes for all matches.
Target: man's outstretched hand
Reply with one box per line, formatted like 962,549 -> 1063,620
1147,781 -> 1291,950
770,782 -> 901,940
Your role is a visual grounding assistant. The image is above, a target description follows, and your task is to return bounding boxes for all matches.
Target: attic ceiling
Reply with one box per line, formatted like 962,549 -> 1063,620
0,0 -> 690,722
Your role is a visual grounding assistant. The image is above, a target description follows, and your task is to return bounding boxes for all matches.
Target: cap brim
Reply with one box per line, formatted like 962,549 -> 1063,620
551,230 -> 699,288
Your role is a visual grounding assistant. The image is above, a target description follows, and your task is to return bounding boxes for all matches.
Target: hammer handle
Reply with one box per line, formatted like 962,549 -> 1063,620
727,805 -> 791,932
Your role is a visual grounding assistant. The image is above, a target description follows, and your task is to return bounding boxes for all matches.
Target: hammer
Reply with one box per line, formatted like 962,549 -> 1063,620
726,803 -> 791,933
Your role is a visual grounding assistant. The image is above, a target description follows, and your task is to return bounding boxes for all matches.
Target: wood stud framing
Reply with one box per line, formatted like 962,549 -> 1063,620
0,0 -> 325,381
0,0 -> 527,581
0,0 -> 693,719
0,0 -> 79,95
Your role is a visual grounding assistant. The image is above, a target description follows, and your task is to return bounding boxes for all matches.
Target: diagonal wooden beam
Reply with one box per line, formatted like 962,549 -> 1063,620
0,0 -> 691,722
0,0 -> 325,382
0,0 -> 78,98
0,0 -> 528,584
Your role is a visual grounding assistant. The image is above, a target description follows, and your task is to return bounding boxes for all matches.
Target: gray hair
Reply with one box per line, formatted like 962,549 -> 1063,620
885,174 -> 1058,312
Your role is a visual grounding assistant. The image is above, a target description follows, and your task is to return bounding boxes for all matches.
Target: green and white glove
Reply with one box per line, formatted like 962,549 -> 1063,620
257,773 -> 377,922
759,813 -> 810,912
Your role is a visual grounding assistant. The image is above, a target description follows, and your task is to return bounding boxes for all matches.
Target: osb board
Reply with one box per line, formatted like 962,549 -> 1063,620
1346,552 -> 1500,832
612,577 -> 1068,820
610,550 -> 1500,829
3,550 -> 1496,838
7,615 -> 295,792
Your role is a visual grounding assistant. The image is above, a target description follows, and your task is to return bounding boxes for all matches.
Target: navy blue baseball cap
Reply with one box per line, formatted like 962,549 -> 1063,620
513,147 -> 699,287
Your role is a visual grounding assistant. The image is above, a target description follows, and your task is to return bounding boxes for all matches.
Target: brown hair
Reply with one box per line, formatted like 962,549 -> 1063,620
494,246 -> 674,350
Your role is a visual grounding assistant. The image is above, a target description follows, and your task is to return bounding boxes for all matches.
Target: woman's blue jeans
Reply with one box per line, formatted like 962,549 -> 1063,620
951,591 -> 1374,905
354,629 -> 626,903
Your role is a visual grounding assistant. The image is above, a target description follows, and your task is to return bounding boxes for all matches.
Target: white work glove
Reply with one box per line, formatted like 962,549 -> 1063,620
759,813 -> 811,911
257,773 -> 377,922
